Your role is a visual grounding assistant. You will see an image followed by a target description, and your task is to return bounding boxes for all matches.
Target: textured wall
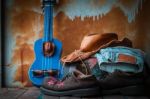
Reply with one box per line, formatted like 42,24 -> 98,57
3,0 -> 150,87
0,0 -> 1,87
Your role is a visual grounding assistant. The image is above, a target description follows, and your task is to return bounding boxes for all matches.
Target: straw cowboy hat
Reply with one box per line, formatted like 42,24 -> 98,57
61,33 -> 129,64
80,33 -> 118,52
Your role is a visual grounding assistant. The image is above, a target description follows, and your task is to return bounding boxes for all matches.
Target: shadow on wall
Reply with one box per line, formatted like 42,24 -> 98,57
134,0 -> 150,67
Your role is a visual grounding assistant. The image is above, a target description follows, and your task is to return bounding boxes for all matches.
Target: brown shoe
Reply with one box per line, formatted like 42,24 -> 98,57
40,70 -> 100,96
96,69 -> 145,95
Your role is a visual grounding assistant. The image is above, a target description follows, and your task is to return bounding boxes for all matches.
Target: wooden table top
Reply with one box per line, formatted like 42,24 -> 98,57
0,87 -> 149,99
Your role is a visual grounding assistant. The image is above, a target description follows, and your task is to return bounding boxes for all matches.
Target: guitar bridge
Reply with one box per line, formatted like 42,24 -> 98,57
32,69 -> 58,77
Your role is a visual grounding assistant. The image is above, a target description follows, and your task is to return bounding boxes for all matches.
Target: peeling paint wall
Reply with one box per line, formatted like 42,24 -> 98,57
3,0 -> 150,87
54,0 -> 142,22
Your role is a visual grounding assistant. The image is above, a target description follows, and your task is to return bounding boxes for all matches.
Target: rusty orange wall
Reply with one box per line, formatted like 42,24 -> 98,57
4,0 -> 150,87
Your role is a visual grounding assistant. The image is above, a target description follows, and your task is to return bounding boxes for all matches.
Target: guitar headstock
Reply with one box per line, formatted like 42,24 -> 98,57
41,0 -> 58,6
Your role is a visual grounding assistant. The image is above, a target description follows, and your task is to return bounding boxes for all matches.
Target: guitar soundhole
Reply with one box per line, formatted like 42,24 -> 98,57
32,69 -> 58,77
43,42 -> 55,56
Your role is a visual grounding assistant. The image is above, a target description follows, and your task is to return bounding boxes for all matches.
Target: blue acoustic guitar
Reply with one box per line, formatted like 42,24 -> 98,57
28,0 -> 63,86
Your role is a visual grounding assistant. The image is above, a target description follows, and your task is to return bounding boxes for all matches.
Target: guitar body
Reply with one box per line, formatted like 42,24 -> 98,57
28,38 -> 63,86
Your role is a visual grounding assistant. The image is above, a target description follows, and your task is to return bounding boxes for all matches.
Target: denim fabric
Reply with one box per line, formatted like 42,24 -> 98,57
100,62 -> 140,73
95,46 -> 145,73
84,57 -> 106,79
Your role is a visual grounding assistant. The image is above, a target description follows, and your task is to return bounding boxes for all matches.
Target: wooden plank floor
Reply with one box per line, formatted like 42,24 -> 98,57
0,87 -> 149,99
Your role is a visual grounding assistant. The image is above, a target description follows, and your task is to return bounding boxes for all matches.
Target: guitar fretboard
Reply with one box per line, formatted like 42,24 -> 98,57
43,2 -> 54,42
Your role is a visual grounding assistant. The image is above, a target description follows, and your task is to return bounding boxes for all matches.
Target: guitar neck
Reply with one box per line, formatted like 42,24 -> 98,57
43,1 -> 54,42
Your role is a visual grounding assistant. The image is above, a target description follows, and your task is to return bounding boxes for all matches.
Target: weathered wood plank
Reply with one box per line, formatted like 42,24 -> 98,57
103,95 -> 124,99
82,96 -> 102,99
124,96 -> 149,99
60,96 -> 72,99
0,87 -> 149,99
42,95 -> 82,99
18,87 -> 40,99
42,95 -> 60,99
0,88 -> 27,99
82,97 -> 101,99
0,88 -> 8,95
68,97 -> 81,99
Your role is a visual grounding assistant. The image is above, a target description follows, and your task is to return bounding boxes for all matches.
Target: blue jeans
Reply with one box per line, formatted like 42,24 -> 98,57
95,46 -> 145,73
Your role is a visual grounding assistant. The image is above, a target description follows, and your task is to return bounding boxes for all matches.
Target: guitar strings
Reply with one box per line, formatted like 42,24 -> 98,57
42,7 -> 45,71
42,7 -> 48,70
50,4 -> 52,70
47,5 -> 51,71
42,2 -> 56,75
46,6 -> 49,71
